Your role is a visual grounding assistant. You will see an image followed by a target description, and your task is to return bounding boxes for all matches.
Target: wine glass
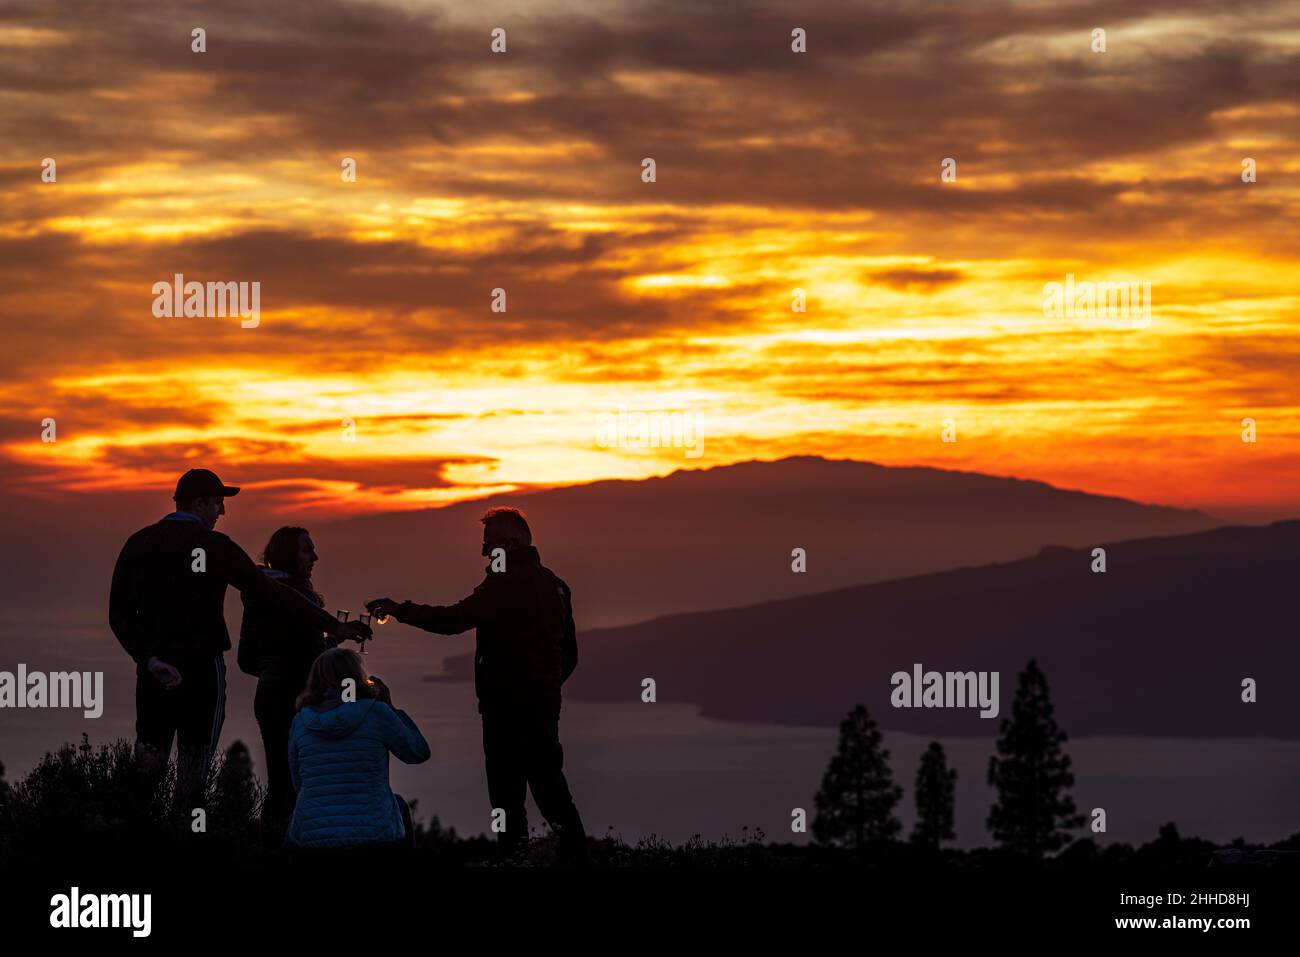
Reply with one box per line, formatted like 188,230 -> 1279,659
357,612 -> 372,654
335,609 -> 365,653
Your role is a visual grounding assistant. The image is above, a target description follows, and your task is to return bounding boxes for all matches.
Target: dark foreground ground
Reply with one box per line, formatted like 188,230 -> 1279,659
1,739 -> 1294,939
3,818 -> 1295,941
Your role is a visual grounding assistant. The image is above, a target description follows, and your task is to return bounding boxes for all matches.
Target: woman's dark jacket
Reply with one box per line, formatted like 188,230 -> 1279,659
238,568 -> 332,683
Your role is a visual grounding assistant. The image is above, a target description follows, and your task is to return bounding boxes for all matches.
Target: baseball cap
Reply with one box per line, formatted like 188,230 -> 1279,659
173,468 -> 241,501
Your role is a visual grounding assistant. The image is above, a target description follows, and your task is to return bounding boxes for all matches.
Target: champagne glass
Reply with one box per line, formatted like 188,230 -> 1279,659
335,609 -> 364,653
357,612 -> 372,654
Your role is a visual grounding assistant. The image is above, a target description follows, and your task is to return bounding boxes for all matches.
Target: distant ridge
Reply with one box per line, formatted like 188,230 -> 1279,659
320,456 -> 1218,628
493,519 -> 1300,738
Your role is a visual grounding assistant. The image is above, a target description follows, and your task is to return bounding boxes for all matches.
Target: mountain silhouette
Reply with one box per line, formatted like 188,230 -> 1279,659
435,519 -> 1300,738
321,456 -> 1215,627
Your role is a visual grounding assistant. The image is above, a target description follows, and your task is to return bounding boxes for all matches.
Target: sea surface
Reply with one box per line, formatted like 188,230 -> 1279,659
3,616 -> 1297,848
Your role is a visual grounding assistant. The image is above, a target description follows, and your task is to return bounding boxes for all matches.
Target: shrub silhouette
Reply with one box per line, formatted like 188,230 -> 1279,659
410,798 -> 459,848
986,660 -> 1084,858
1,735 -> 266,853
911,741 -> 957,849
812,704 -> 902,849
5,735 -> 160,852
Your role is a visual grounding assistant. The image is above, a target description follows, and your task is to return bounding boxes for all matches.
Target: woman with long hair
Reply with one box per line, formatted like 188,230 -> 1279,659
238,526 -> 335,838
286,647 -> 430,848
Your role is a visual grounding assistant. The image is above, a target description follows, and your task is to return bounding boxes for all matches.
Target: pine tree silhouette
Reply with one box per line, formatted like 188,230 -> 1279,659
986,659 -> 1084,858
212,740 -> 259,827
813,704 -> 902,849
911,741 -> 957,849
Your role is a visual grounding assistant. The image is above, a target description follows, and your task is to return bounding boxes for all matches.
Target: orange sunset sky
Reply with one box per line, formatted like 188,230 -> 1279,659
2,0 -> 1299,521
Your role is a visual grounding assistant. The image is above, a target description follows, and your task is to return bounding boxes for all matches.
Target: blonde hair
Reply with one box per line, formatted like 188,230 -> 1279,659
295,647 -> 378,710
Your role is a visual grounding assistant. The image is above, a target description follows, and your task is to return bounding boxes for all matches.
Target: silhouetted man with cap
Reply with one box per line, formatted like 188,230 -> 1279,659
110,468 -> 370,808
366,506 -> 588,864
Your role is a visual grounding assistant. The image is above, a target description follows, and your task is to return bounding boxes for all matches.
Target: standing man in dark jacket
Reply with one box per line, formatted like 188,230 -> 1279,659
109,468 -> 370,810
366,506 -> 587,863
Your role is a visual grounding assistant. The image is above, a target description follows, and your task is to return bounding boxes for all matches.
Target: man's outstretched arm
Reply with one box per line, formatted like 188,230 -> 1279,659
217,535 -> 368,642
369,585 -> 491,636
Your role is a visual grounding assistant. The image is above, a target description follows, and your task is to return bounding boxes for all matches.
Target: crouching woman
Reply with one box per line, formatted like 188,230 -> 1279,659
287,647 -> 430,848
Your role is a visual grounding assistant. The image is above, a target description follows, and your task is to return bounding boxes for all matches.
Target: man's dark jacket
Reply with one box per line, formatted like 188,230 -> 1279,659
110,516 -> 339,669
393,545 -> 576,712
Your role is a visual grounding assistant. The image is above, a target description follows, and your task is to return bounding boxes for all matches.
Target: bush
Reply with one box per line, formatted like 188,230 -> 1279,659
2,735 -> 265,856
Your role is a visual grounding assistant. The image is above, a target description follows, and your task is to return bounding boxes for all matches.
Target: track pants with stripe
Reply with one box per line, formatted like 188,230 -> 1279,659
135,654 -> 227,786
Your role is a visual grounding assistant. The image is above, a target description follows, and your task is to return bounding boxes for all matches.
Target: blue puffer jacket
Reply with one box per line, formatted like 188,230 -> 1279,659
286,697 -> 431,848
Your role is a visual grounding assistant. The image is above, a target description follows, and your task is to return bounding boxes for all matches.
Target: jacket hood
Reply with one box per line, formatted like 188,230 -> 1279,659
298,698 -> 378,738
259,566 -> 322,605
